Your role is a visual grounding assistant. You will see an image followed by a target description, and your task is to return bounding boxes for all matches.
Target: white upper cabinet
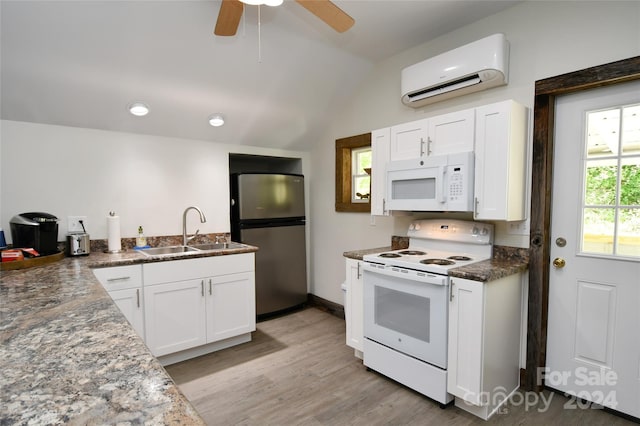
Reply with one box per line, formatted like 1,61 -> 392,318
389,119 -> 429,161
372,100 -> 527,219
389,108 -> 475,162
474,100 -> 528,221
371,127 -> 391,216
428,109 -> 475,156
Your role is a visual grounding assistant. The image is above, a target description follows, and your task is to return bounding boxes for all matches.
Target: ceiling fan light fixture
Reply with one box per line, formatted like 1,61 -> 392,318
128,102 -> 150,117
208,114 -> 225,127
239,0 -> 282,6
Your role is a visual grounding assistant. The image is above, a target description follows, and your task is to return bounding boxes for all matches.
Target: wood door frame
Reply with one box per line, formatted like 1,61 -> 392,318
526,56 -> 640,391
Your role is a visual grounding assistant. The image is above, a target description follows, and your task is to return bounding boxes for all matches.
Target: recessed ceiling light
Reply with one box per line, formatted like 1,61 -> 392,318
208,114 -> 225,127
128,102 -> 149,117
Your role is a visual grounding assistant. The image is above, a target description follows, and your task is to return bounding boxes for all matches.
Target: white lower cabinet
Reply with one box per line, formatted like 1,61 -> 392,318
344,258 -> 364,357
206,272 -> 255,342
447,274 -> 523,420
93,264 -> 145,339
143,254 -> 256,361
144,278 -> 207,356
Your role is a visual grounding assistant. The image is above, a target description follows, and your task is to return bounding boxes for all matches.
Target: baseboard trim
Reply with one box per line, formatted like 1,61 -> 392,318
307,293 -> 345,320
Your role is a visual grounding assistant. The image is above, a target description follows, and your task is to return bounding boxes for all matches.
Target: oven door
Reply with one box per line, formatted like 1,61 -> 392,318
363,263 -> 449,369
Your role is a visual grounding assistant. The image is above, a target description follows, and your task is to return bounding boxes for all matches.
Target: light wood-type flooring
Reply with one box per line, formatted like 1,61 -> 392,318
165,307 -> 636,426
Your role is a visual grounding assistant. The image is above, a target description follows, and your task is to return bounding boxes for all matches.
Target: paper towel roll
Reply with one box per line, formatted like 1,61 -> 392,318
107,213 -> 122,252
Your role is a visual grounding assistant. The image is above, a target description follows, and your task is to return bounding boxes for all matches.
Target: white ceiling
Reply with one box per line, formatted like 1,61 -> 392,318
1,0 -> 519,151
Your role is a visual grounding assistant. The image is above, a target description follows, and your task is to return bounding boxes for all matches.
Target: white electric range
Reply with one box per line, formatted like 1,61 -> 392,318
362,219 -> 494,406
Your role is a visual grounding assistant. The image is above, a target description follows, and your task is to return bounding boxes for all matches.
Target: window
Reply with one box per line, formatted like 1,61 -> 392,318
335,133 -> 371,212
581,103 -> 640,258
351,147 -> 372,203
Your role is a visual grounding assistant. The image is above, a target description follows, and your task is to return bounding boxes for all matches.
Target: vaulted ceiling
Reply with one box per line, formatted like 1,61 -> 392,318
1,1 -> 519,150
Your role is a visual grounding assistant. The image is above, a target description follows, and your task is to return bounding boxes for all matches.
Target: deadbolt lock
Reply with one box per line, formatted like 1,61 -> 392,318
556,237 -> 567,247
553,257 -> 566,268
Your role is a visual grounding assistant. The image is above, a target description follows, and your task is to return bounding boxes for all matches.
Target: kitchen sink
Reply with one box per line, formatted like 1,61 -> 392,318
189,242 -> 246,251
139,245 -> 200,256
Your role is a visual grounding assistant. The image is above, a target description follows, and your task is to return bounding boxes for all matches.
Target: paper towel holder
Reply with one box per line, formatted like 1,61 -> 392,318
104,210 -> 125,253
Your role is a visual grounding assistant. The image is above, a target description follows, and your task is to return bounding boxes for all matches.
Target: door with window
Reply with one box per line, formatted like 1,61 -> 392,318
547,80 -> 640,418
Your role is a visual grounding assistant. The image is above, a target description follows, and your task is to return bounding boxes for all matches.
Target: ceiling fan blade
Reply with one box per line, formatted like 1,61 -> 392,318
214,0 -> 244,36
295,0 -> 354,33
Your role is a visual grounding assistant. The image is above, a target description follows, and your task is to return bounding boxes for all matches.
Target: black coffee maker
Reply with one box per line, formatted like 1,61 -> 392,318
10,212 -> 59,255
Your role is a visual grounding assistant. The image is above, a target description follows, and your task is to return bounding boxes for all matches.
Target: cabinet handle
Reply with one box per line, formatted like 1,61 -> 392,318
209,279 -> 212,295
427,136 -> 433,156
474,197 -> 479,215
450,280 -> 455,302
201,280 -> 205,297
419,138 -> 426,156
136,288 -> 140,308
357,262 -> 361,279
106,276 -> 130,282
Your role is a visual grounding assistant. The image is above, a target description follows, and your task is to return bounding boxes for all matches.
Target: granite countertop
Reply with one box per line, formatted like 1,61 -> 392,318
344,244 -> 529,282
0,245 -> 257,425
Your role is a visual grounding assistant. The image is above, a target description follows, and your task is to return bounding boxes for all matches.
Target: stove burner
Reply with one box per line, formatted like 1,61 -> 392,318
420,258 -> 455,266
379,253 -> 402,258
398,250 -> 426,256
447,255 -> 472,261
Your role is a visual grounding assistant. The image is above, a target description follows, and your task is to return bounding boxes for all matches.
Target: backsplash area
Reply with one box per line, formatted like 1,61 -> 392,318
87,233 -> 231,253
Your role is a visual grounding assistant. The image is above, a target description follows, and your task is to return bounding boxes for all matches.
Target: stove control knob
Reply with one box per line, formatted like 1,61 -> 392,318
472,226 -> 479,235
481,227 -> 489,235
414,223 -> 421,231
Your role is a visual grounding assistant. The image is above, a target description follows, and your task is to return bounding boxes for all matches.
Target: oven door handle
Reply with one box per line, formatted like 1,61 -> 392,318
363,263 -> 447,286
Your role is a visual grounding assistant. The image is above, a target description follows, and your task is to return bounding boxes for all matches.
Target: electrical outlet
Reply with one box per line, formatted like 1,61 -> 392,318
68,216 -> 87,233
507,219 -> 530,235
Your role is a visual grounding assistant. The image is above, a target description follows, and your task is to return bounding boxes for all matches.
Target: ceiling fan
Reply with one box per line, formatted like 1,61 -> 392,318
214,0 -> 355,36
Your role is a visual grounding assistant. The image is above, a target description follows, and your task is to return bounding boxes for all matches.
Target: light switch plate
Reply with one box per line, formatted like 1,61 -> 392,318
68,216 -> 87,233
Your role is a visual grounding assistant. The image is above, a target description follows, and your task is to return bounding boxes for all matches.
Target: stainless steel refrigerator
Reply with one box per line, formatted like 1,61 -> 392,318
230,173 -> 307,316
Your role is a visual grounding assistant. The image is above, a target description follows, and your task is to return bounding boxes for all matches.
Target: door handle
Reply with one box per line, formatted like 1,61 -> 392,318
553,258 -> 566,268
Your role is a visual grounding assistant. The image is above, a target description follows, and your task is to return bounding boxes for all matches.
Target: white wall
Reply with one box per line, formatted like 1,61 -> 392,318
0,120 -> 310,242
310,0 -> 640,304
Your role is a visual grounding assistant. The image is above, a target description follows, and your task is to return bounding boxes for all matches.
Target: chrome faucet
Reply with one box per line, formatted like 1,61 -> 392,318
182,206 -> 207,246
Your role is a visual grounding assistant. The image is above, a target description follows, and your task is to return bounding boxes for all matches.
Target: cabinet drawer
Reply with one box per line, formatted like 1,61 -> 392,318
143,253 -> 255,285
93,265 -> 143,291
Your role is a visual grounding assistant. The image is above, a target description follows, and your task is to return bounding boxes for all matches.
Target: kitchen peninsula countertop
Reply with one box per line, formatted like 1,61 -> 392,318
343,244 -> 528,282
0,245 -> 257,425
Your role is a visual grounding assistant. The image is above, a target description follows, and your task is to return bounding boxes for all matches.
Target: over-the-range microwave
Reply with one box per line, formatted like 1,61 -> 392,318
385,151 -> 474,212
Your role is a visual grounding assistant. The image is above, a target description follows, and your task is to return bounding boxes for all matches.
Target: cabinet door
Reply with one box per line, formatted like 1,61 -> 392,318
108,288 -> 145,339
428,108 -> 475,156
447,277 -> 485,405
144,279 -> 207,357
345,259 -> 364,352
474,100 -> 527,221
371,127 -> 391,216
206,272 -> 256,343
390,119 -> 429,161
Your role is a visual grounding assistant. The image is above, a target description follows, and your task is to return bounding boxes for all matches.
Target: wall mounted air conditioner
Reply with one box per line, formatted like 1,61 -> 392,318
401,33 -> 509,108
